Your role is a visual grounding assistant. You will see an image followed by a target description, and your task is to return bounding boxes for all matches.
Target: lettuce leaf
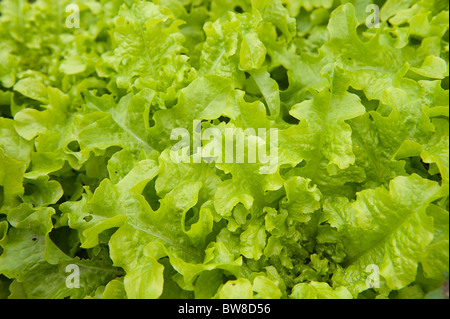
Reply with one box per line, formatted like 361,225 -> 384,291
0,0 -> 448,299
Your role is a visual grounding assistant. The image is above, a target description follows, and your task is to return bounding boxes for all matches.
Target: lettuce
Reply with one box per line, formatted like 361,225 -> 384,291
0,0 -> 448,299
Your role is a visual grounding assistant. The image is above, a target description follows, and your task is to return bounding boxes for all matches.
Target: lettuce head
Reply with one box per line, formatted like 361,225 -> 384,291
0,0 -> 448,299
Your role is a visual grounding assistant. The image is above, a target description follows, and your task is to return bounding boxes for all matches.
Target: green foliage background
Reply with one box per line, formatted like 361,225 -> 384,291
0,0 -> 448,299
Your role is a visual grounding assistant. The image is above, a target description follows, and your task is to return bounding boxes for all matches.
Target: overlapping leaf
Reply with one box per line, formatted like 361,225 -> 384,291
0,0 -> 448,300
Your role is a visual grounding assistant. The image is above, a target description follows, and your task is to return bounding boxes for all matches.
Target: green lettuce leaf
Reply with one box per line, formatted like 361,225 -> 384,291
0,0 -> 448,300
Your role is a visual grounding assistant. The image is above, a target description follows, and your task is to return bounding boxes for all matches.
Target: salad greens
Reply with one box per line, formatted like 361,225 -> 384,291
0,0 -> 448,299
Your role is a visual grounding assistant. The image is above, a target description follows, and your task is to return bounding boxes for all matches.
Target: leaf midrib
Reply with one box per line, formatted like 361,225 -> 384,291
87,99 -> 153,152
342,201 -> 428,268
